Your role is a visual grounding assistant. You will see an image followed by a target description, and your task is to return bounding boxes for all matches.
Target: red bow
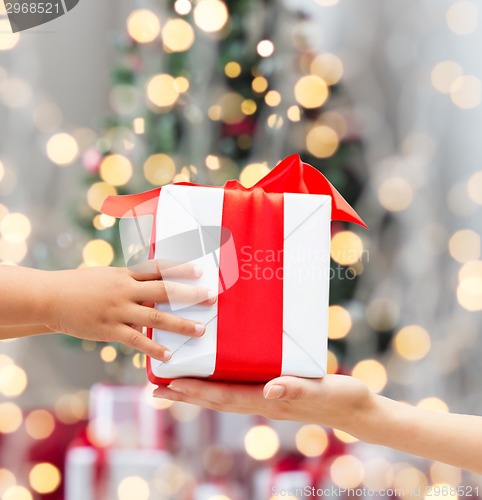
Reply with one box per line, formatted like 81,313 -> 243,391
101,154 -> 367,229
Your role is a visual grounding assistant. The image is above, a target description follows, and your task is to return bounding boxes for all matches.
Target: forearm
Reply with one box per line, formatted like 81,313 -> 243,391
0,266 -> 52,326
348,395 -> 482,474
0,325 -> 54,339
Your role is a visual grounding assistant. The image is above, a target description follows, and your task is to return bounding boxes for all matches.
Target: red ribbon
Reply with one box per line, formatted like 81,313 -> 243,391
213,188 -> 284,382
101,154 -> 367,229
101,154 -> 367,384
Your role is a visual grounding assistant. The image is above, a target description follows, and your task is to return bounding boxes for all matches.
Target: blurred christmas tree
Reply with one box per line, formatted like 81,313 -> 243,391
78,0 -> 367,363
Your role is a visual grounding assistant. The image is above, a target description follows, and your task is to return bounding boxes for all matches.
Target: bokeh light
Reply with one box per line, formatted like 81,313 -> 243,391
162,19 -> 195,52
29,463 -> 61,494
218,92 -> 244,124
467,170 -> 482,204
352,359 -> 387,393
0,469 -> 16,496
225,61 -> 241,78
265,90 -> 281,107
316,0 -> 340,5
0,213 -> 31,243
446,1 -> 478,35
252,76 -> 268,93
144,154 -> 176,185
393,325 -> 431,361
448,229 -> 481,263
267,114 -> 283,129
257,40 -> 274,57
310,53 -> 343,85
363,458 -> 394,491
240,162 -> 270,188
99,154 -> 132,186
327,350 -> 339,374
457,276 -> 482,311
146,74 -> 180,108
87,182 -> 117,212
287,105 -> 301,122
3,486 -> 32,500
450,75 -> 481,109
0,402 -> 23,433
46,133 -> 79,166
133,117 -> 145,134
417,397 -> 449,413
328,305 -> 352,340
241,99 -> 256,115
295,425 -> 328,457
330,455 -> 364,488
331,231 -> 364,265
430,462 -> 462,486
0,20 -> 20,51
127,9 -> 161,44
174,0 -> 192,15
118,476 -> 150,500
193,0 -> 229,33
83,239 -> 114,267
294,75 -> 329,108
100,345 -> 118,363
306,125 -> 339,158
333,429 -> 359,443
378,177 -> 413,212
25,410 -> 55,440
0,239 -> 28,264
244,425 -> 280,460
393,466 -> 427,497
431,61 -> 463,94
0,364 -> 27,397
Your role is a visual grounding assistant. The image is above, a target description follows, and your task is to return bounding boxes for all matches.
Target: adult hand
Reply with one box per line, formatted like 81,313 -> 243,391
153,374 -> 374,431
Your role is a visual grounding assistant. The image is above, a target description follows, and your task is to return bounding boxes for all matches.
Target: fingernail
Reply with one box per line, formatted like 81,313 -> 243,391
264,385 -> 285,399
194,323 -> 206,336
207,290 -> 217,303
167,383 -> 187,394
194,265 -> 203,277
162,350 -> 172,362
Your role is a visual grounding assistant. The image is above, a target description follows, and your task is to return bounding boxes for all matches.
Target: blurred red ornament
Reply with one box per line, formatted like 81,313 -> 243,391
82,148 -> 102,174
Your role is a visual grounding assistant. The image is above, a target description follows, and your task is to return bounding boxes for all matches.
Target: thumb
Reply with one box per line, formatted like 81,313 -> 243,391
263,376 -> 318,401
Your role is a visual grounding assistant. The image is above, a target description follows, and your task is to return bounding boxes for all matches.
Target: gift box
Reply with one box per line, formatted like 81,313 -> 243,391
88,383 -> 166,449
65,446 -> 175,500
101,155 -> 366,384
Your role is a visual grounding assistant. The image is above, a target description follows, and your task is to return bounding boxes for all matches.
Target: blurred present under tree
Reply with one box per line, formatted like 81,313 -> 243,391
77,0 -> 369,362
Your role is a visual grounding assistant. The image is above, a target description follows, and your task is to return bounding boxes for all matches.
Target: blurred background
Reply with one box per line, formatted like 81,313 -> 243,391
1,0 -> 482,498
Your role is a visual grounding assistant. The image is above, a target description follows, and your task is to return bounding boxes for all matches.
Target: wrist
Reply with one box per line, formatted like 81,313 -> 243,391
342,391 -> 383,443
35,270 -> 60,329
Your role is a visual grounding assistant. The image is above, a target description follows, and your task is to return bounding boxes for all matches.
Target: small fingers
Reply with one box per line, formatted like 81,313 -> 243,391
133,307 -> 207,337
130,260 -> 203,281
118,326 -> 172,361
137,281 -> 217,306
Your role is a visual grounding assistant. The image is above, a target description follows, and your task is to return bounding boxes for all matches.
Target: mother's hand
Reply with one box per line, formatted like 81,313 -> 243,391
153,374 -> 375,431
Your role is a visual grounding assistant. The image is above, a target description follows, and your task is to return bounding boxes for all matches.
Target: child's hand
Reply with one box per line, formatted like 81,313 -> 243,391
153,374 -> 374,430
42,261 -> 215,361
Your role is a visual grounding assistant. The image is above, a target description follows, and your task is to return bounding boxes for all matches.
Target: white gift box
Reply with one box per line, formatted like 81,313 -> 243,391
148,184 -> 331,383
65,447 -> 174,500
89,384 -> 165,449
